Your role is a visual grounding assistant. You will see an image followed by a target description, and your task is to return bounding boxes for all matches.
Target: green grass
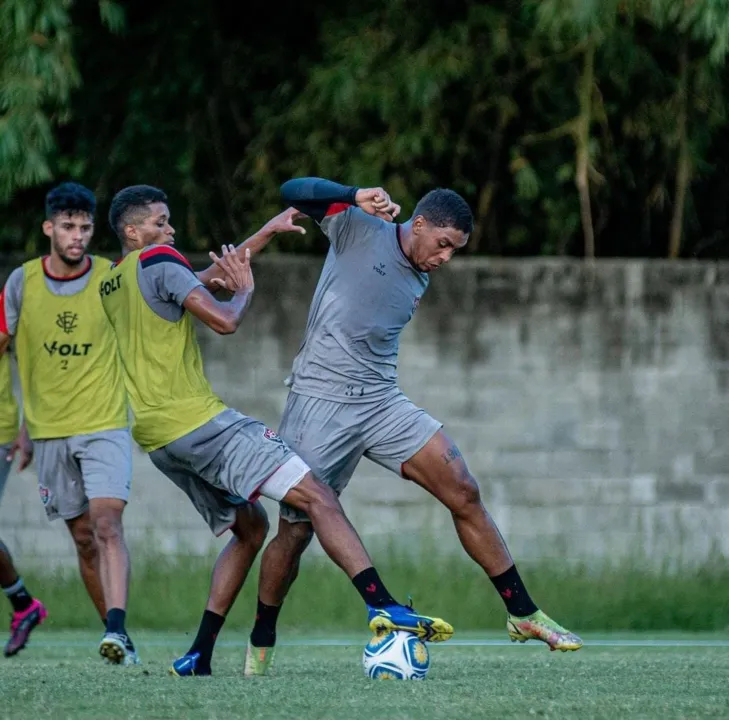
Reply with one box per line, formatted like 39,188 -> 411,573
21,548 -> 729,633
1,631 -> 729,719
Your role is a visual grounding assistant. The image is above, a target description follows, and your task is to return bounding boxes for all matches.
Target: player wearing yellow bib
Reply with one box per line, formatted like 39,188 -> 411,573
0,352 -> 46,657
0,183 -> 139,665
102,185 -> 452,677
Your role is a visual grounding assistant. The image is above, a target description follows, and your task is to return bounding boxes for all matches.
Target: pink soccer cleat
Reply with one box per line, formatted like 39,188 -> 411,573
4,598 -> 48,657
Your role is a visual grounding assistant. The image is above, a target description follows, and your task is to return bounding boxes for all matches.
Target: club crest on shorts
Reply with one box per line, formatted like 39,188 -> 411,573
38,484 -> 51,506
263,427 -> 285,448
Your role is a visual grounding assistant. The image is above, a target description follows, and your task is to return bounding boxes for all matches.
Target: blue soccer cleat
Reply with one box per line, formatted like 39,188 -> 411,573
367,601 -> 453,643
169,652 -> 211,677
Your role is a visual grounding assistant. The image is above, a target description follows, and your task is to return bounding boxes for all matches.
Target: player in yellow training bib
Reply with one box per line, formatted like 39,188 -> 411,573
0,183 -> 139,665
0,351 -> 47,657
101,184 -> 453,677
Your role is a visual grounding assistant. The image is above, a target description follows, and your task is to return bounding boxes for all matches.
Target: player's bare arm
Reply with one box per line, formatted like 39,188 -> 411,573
196,208 -> 306,291
183,246 -> 255,335
6,422 -> 32,471
281,177 -> 401,223
0,332 -> 9,357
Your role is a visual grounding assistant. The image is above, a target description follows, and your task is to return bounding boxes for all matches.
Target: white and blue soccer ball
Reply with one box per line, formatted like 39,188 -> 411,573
362,631 -> 430,680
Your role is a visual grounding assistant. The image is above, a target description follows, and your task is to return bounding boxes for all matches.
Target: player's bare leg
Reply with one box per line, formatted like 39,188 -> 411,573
1,537 -> 47,657
244,518 -> 312,675
90,499 -> 129,613
171,502 -> 269,676
65,512 -> 107,622
257,517 -> 312,607
244,473 -> 453,677
90,498 -> 138,665
208,502 -> 269,614
402,429 -> 582,652
0,540 -> 20,588
281,474 -> 374,576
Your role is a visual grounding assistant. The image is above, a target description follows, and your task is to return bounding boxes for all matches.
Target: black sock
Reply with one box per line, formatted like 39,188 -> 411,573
106,608 -> 127,635
102,617 -> 108,631
249,599 -> 282,648
352,567 -> 397,608
2,577 -> 33,613
189,610 -> 225,667
490,564 -> 538,617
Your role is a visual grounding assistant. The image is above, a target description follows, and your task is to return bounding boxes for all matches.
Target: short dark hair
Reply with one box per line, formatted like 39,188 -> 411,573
413,189 -> 473,235
45,182 -> 96,220
108,185 -> 168,241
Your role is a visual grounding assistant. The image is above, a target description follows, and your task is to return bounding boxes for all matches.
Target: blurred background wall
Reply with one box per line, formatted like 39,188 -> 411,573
3,256 -> 728,569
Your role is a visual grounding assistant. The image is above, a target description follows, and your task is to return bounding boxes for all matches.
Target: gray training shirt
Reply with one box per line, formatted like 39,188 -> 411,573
136,244 -> 204,321
290,206 -> 429,403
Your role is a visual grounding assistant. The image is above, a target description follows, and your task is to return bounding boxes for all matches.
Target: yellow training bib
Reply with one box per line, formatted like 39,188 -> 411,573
14,256 -> 128,440
99,249 -> 225,452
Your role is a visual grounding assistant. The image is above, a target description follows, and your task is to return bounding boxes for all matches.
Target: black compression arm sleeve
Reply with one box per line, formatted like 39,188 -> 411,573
280,177 -> 359,222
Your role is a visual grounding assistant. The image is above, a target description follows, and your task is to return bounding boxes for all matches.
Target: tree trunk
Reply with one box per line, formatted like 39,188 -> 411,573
574,37 -> 596,259
668,41 -> 690,260
470,105 -> 511,253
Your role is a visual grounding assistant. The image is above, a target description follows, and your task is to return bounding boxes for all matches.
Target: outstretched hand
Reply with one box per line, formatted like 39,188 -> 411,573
262,207 -> 307,236
209,245 -> 254,295
355,187 -> 401,222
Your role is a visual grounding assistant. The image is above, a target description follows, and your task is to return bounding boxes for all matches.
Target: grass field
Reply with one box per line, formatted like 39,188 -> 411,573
7,553 -> 729,717
2,631 -> 728,719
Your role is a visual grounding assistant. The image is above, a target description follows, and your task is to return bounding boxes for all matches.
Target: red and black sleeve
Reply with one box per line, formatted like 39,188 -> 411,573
140,245 -> 195,272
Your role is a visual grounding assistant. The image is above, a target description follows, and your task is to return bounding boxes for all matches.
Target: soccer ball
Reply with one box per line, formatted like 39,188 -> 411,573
362,631 -> 430,680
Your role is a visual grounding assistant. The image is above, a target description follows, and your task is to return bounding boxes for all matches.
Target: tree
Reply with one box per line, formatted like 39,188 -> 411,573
648,0 -> 729,258
3,0 -> 729,259
0,0 -> 123,203
521,0 -> 630,258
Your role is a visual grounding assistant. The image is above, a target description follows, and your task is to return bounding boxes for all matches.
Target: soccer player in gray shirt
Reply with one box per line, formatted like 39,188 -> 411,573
243,177 -> 583,675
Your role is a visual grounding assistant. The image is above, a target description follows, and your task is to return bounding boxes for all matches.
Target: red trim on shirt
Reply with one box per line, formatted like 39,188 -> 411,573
0,288 -> 8,335
113,254 -> 128,267
325,203 -> 351,217
140,244 -> 193,270
42,255 -> 92,281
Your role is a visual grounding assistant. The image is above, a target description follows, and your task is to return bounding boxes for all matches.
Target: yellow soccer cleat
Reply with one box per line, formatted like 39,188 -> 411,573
244,642 -> 276,676
507,609 -> 583,651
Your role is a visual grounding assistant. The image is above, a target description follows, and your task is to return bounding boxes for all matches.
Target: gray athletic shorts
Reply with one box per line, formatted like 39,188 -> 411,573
278,390 -> 442,523
0,444 -> 11,506
148,408 -> 310,536
33,428 -> 132,522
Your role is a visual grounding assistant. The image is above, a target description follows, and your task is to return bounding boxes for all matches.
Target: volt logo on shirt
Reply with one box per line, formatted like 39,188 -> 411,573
43,341 -> 93,357
99,274 -> 122,297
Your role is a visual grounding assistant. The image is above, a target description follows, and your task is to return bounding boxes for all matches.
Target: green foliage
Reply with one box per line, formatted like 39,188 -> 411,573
2,0 -> 729,257
0,0 -> 123,205
23,546 -> 729,632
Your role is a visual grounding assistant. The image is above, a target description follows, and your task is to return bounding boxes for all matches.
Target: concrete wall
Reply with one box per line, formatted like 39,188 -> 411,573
2,256 -> 728,568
